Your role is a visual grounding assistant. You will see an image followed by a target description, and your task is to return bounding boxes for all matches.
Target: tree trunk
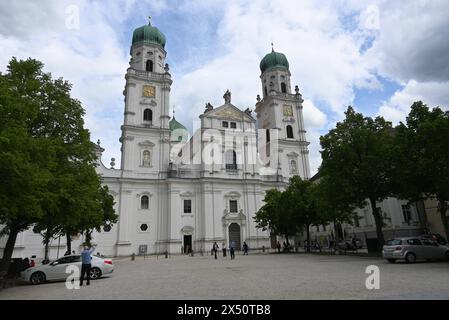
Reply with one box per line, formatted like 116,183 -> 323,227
438,198 -> 449,242
306,224 -> 311,253
43,230 -> 51,260
85,231 -> 92,247
333,218 -> 338,252
370,197 -> 385,250
0,228 -> 19,278
66,233 -> 72,254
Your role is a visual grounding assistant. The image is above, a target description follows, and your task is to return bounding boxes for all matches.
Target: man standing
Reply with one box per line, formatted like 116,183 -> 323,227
80,245 -> 95,286
230,241 -> 235,260
213,242 -> 219,259
243,242 -> 249,255
222,242 -> 227,258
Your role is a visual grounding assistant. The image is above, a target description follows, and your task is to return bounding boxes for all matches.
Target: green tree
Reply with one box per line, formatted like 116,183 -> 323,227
0,57 -> 116,276
320,106 -> 395,249
394,101 -> 449,240
284,176 -> 320,252
0,58 -> 55,276
313,175 -> 358,246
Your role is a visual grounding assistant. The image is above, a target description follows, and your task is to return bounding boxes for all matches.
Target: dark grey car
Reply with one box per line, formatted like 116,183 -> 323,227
382,237 -> 449,263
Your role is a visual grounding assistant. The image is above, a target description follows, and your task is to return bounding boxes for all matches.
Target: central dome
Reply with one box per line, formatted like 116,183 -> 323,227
132,21 -> 166,49
260,50 -> 289,73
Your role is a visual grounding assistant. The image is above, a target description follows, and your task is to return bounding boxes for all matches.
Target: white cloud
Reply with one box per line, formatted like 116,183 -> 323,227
379,80 -> 449,124
366,1 -> 449,83
2,0 -> 448,175
171,0 -> 381,174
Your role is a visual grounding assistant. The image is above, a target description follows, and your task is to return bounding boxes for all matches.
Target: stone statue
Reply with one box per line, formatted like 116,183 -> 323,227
204,102 -> 214,113
291,160 -> 297,173
244,108 -> 252,115
142,150 -> 151,167
256,94 -> 261,103
223,90 -> 231,104
164,63 -> 170,73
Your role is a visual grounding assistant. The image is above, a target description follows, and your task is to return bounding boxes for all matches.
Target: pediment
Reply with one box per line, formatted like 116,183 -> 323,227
204,104 -> 254,122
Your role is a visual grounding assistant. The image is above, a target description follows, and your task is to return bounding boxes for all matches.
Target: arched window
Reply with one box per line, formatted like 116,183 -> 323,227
146,60 -> 153,72
281,82 -> 287,93
143,109 -> 153,122
225,150 -> 237,170
286,125 -> 294,138
266,129 -> 270,143
141,195 -> 149,209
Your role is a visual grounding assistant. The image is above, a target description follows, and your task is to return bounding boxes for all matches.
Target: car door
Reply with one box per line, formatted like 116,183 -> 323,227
406,239 -> 424,259
421,239 -> 440,259
47,257 -> 72,280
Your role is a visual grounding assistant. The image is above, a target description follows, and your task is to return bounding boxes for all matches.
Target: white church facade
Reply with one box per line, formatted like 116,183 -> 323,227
1,20 -> 311,258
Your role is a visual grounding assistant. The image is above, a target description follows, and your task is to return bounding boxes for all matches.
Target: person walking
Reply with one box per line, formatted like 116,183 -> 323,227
213,242 -> 219,259
222,242 -> 227,258
80,244 -> 95,286
229,241 -> 235,260
276,241 -> 281,253
243,242 -> 249,255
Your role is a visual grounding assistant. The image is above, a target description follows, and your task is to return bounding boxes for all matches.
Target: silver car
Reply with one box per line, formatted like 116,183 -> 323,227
21,254 -> 114,285
382,237 -> 449,263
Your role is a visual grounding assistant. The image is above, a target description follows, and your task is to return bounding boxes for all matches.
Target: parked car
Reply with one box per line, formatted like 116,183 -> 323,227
420,233 -> 447,245
382,237 -> 449,263
20,254 -> 114,285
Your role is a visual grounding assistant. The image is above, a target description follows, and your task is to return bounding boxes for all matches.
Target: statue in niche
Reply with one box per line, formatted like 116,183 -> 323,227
142,150 -> 151,167
290,160 -> 298,174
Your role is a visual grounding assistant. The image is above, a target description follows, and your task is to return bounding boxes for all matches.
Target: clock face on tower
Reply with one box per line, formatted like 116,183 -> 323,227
142,85 -> 156,98
283,104 -> 293,117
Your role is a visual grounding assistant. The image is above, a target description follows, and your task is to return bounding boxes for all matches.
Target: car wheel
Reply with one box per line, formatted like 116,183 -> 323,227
30,272 -> 46,285
444,251 -> 449,262
405,252 -> 416,264
387,259 -> 396,263
90,267 -> 102,280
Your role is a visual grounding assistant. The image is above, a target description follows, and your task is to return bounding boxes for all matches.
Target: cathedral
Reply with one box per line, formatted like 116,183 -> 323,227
2,20 -> 310,258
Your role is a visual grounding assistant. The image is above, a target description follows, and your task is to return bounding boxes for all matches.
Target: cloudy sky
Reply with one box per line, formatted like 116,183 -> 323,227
1,0 -> 448,175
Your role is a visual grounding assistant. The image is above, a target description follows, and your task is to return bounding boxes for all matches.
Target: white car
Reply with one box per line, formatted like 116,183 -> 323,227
21,254 -> 114,285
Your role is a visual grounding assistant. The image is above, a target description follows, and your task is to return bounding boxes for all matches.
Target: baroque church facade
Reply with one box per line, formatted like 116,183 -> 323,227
1,20 -> 310,258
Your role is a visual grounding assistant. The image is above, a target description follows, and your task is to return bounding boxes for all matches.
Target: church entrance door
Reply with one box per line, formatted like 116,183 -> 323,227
228,223 -> 241,250
183,235 -> 192,254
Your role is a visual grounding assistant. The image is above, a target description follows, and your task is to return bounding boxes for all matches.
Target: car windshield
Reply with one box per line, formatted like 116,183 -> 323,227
386,239 -> 402,246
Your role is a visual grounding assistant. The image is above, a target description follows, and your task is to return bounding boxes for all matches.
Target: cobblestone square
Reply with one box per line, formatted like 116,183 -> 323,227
1,253 -> 449,300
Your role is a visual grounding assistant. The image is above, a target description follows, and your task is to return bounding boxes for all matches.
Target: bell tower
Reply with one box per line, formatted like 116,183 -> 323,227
120,18 -> 172,177
255,48 -> 311,180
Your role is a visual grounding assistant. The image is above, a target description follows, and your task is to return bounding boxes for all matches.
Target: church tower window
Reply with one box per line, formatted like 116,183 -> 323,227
143,109 -> 153,122
146,60 -> 153,72
286,125 -> 294,138
141,195 -> 149,209
281,82 -> 287,93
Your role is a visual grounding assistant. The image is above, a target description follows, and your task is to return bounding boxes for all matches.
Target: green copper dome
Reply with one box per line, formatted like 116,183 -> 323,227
260,50 -> 289,73
132,21 -> 166,49
169,117 -> 187,132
